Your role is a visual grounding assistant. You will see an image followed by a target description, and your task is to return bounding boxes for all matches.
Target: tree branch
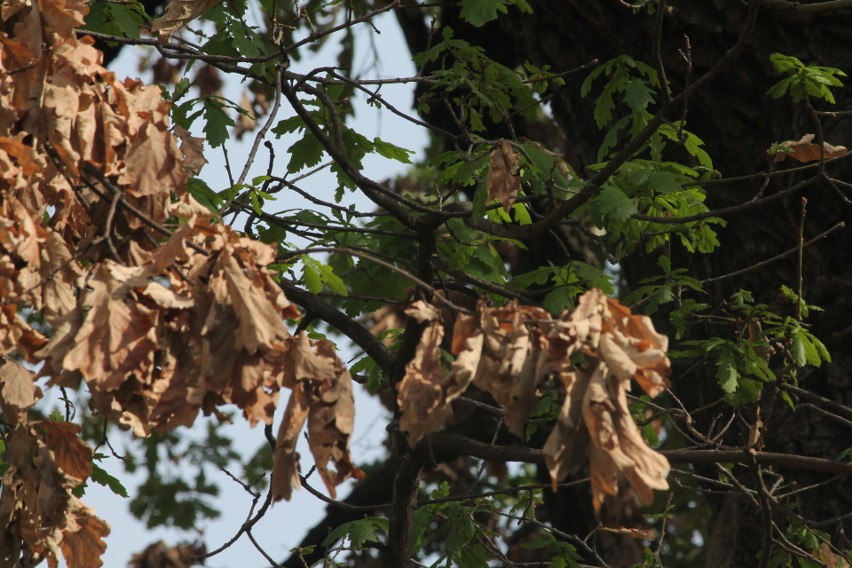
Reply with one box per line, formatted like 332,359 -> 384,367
428,434 -> 852,475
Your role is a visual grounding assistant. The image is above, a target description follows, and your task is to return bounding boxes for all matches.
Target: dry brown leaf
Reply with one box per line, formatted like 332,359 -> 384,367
36,421 -> 94,482
394,290 -> 671,511
306,340 -> 365,498
61,263 -> 159,392
773,133 -> 848,163
599,526 -> 657,540
273,333 -> 364,502
486,140 -> 522,212
152,0 -> 223,41
397,301 -> 449,445
542,368 -> 591,487
57,498 -> 110,568
0,422 -> 109,568
234,92 -> 257,140
173,125 -> 208,176
271,381 -> 311,502
820,542 -> 850,568
129,541 -> 206,568
0,356 -> 42,424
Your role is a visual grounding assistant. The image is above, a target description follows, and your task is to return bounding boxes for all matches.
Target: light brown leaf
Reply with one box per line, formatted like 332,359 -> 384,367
36,421 -> 94,482
62,263 -> 159,391
234,92 -> 257,140
599,526 -> 657,540
486,140 -> 522,212
397,302 -> 448,445
773,133 -> 848,163
0,356 -> 42,424
605,298 -> 671,397
307,340 -> 365,498
271,382 -> 311,502
174,125 -> 207,176
542,368 -> 592,489
152,0 -> 223,41
474,303 -> 553,437
40,230 -> 85,322
58,498 -> 110,568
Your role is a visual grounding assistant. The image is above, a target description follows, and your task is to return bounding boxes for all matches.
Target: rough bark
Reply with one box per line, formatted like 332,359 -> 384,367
475,2 -> 852,565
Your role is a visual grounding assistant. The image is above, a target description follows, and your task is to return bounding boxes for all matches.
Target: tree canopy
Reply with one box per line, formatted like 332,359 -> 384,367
1,0 -> 851,567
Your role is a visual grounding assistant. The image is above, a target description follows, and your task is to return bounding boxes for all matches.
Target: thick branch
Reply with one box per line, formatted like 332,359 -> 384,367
279,280 -> 396,374
428,434 -> 852,475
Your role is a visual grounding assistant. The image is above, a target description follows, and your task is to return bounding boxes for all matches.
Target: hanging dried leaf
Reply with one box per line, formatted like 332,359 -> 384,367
272,334 -> 364,501
0,357 -> 42,424
486,140 -> 522,211
234,92 -> 257,140
174,125 -> 208,176
151,0 -> 223,41
773,133 -> 848,163
36,421 -> 94,481
271,381 -> 311,502
306,340 -> 365,498
57,498 -> 111,568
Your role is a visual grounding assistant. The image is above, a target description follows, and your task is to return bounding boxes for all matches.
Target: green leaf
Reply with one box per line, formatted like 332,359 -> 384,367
91,462 -> 129,498
186,178 -> 222,214
202,98 -> 235,148
272,115 -> 306,137
287,133 -> 325,173
301,258 -> 323,293
459,0 -> 510,27
445,503 -> 476,551
322,517 -> 388,549
372,138 -> 413,163
591,184 -> 639,225
648,170 -> 685,194
717,347 -> 739,394
542,287 -> 575,314
301,257 -> 347,296
624,78 -> 655,112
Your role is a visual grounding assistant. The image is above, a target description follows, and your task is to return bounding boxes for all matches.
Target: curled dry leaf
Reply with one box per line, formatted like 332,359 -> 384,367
271,334 -> 365,501
174,125 -> 208,176
234,91 -> 257,140
486,140 -> 522,212
772,133 -> 848,163
396,290 -> 671,511
307,340 -> 365,498
0,356 -> 42,424
151,0 -> 223,41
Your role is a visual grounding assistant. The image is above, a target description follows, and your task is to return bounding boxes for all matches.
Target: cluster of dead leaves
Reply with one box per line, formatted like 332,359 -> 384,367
397,289 -> 671,510
1,357 -> 109,567
1,0 -> 363,564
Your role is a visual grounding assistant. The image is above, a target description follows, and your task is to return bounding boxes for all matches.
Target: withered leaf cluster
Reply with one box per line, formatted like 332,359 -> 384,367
0,0 -> 362,564
397,290 -> 672,509
1,357 -> 109,568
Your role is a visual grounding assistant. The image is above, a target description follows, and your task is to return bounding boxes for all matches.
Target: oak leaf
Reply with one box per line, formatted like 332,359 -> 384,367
174,125 -> 208,176
773,133 -> 848,163
307,340 -> 365,498
486,140 -> 522,212
152,0 -> 223,41
397,301 -> 451,445
0,357 -> 42,424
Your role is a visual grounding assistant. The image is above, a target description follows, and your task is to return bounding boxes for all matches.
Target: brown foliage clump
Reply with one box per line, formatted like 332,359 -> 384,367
397,290 -> 672,509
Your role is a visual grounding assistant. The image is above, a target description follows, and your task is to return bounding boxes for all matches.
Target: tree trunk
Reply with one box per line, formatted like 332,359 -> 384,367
467,1 -> 852,565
